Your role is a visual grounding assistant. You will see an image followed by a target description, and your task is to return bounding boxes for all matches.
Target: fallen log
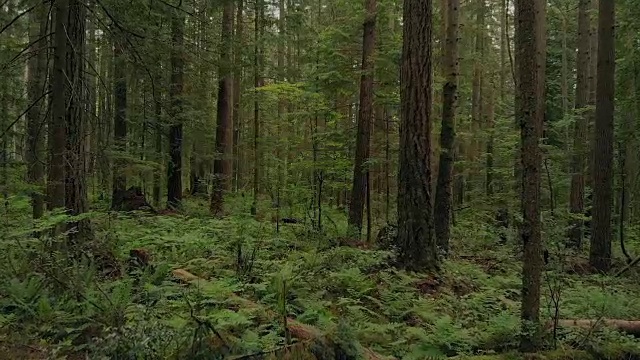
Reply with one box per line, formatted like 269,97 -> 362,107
170,269 -> 392,359
550,319 -> 640,336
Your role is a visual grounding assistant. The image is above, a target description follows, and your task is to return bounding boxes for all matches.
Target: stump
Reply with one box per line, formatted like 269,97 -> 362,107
112,187 -> 155,212
375,223 -> 398,252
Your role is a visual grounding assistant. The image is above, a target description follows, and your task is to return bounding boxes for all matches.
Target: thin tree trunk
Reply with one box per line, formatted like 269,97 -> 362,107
485,87 -> 495,196
515,0 -> 546,351
153,88 -> 162,207
568,0 -> 592,249
397,0 -> 437,272
348,0 -> 377,236
65,0 -> 92,242
111,34 -> 127,208
232,0 -> 244,192
26,3 -> 47,220
211,0 -> 235,216
590,0 -> 615,272
167,10 -> 185,209
434,0 -> 459,255
251,0 -> 263,216
48,0 -> 69,211
470,0 -> 485,194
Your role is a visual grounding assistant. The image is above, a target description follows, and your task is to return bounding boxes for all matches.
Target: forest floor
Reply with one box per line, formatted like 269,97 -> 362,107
1,194 -> 640,359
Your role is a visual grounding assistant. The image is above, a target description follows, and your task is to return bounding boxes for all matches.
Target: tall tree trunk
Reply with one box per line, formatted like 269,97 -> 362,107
65,0 -> 91,242
348,0 -> 377,237
470,0 -> 485,194
485,87 -> 495,196
251,0 -> 263,216
211,0 -> 234,216
275,0 -> 286,226
515,0 -> 546,351
434,0 -> 459,255
167,10 -> 185,209
397,0 -> 437,272
232,0 -> 244,192
111,34 -> 127,208
153,87 -> 162,207
583,0 -> 598,238
590,0 -> 615,272
26,3 -> 47,220
48,0 -> 69,211
568,0 -> 592,249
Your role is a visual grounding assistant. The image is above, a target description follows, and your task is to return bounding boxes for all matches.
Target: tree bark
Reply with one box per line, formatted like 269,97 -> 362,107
470,0 -> 485,192
167,9 -> 185,210
590,0 -> 615,273
111,34 -> 128,209
348,0 -> 377,236
26,3 -> 47,219
211,0 -> 235,216
251,0 -> 263,216
64,0 -> 92,242
568,0 -> 592,249
397,0 -> 437,272
434,0 -> 459,255
48,0 -> 69,211
515,0 -> 546,351
232,0 -> 244,192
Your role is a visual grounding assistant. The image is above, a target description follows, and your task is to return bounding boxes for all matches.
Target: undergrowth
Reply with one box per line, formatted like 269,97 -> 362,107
0,194 -> 639,359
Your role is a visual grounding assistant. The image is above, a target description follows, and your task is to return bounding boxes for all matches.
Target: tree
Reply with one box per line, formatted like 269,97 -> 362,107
434,0 -> 460,255
25,2 -> 47,220
211,0 -> 235,216
396,0 -> 437,272
515,0 -> 546,351
167,9 -> 185,210
348,0 -> 377,237
111,32 -> 128,209
64,0 -> 92,241
590,0 -> 615,272
568,0 -> 592,249
232,0 -> 244,192
48,0 -> 69,211
251,0 -> 264,216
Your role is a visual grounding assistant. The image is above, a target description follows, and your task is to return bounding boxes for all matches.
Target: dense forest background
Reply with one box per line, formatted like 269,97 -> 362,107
0,0 -> 640,358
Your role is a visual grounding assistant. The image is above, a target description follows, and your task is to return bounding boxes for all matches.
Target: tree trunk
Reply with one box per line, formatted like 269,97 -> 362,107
515,0 -> 546,351
590,0 -> 615,273
26,3 -> 47,220
568,0 -> 592,249
470,0 -> 485,194
111,35 -> 128,209
48,0 -> 69,211
251,0 -> 263,216
348,0 -> 377,237
397,0 -> 437,272
65,0 -> 92,242
485,87 -> 495,196
167,10 -> 185,210
153,89 -> 162,207
434,0 -> 459,255
211,0 -> 235,216
232,0 -> 244,192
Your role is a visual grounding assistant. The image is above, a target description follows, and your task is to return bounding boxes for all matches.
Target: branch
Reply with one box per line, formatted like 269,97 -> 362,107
0,4 -> 37,37
0,90 -> 52,140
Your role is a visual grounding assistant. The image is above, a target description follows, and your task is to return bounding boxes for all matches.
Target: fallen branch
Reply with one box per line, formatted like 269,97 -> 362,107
170,269 -> 392,359
550,319 -> 640,336
614,256 -> 640,277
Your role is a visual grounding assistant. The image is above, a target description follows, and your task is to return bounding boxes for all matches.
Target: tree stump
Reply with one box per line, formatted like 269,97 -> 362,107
112,186 -> 155,212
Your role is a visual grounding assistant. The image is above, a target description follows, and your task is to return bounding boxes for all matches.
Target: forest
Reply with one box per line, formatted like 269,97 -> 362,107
0,0 -> 639,358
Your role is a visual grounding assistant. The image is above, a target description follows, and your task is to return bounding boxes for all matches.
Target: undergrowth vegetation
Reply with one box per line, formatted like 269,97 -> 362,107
1,195 -> 639,359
